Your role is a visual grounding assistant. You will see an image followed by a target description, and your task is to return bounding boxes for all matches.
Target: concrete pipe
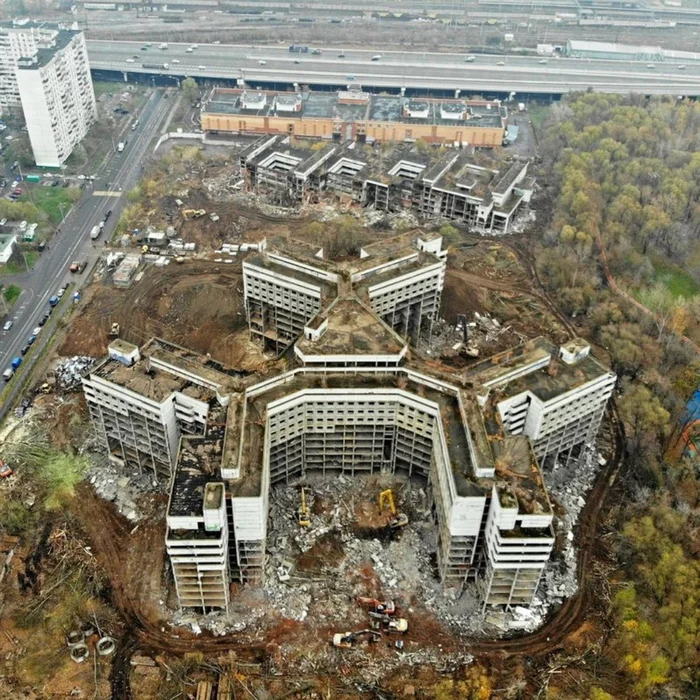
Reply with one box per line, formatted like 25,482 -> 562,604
80,622 -> 96,638
66,630 -> 84,648
96,636 -> 116,656
70,643 -> 89,663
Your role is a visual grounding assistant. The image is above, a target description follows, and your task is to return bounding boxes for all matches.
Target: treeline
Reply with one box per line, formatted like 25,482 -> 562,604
536,93 -> 700,698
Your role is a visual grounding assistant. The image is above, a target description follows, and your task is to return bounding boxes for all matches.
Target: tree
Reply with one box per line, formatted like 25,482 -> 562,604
181,77 -> 199,103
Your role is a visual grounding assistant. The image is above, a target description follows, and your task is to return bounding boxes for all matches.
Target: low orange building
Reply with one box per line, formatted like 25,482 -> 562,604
201,88 -> 506,147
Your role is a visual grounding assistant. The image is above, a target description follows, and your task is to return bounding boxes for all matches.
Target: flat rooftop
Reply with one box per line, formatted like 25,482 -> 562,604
295,297 -> 407,358
466,337 -> 614,404
205,89 -> 504,130
17,30 -> 76,70
244,253 -> 337,301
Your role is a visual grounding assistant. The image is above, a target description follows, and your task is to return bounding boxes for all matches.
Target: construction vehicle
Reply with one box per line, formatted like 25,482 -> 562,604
0,459 -> 13,478
332,629 -> 381,648
183,209 -> 206,220
70,260 -> 87,274
298,487 -> 310,527
378,489 -> 409,528
369,613 -> 409,633
357,597 -> 395,615
109,322 -> 120,338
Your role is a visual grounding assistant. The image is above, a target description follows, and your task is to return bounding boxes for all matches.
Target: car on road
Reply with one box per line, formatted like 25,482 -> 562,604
539,59 -> 548,64
465,55 -> 475,62
2,320 -> 12,331
20,345 -> 29,356
257,60 -> 266,65
56,288 -> 65,299
338,53 -> 345,58
647,63 -> 655,69
172,59 -> 180,64
126,58 -> 135,63
27,335 -> 36,345
186,47 -> 194,53
141,47 -> 148,51
32,326 -> 42,336
191,44 -> 198,48
371,54 -> 382,61
294,59 -> 300,64
199,65 -> 207,70
678,64 -> 686,70
497,61 -> 505,66
2,368 -> 13,382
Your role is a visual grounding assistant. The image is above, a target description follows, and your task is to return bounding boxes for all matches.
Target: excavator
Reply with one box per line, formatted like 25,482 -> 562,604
182,208 -> 206,220
378,489 -> 409,529
332,629 -> 381,649
298,487 -> 310,527
357,597 -> 396,615
369,612 -> 409,633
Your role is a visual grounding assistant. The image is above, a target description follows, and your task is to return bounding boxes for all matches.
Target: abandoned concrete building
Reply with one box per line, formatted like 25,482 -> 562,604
82,270 -> 615,614
239,135 -> 534,233
242,232 -> 447,353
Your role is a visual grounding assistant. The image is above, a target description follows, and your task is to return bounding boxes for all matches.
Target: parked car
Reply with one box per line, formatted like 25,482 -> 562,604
2,320 -> 12,331
27,335 -> 36,346
20,345 -> 29,356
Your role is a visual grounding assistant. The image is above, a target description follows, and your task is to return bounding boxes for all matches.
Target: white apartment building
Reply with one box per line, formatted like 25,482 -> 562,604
15,29 -> 96,167
0,20 -> 59,108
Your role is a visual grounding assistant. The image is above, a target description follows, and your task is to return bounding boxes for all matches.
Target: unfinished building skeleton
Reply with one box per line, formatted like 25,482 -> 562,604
239,136 -> 534,234
83,236 -> 615,614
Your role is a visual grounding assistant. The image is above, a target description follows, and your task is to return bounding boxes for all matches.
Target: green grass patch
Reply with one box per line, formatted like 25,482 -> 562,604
3,284 -> 21,304
22,187 -> 80,225
651,257 -> 700,298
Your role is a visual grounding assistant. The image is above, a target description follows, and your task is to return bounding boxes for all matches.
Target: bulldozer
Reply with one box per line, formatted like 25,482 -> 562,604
183,208 -> 206,220
332,629 -> 381,649
378,489 -> 409,529
298,487 -> 310,527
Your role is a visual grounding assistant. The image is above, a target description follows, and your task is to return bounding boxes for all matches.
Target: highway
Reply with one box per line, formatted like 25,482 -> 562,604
0,89 -> 171,420
87,40 -> 700,96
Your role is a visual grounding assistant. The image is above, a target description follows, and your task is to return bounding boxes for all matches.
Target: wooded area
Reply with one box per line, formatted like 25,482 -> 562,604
537,93 -> 700,698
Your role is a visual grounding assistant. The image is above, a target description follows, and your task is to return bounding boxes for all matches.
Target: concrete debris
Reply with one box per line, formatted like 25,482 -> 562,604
53,357 -> 95,391
87,455 -> 165,523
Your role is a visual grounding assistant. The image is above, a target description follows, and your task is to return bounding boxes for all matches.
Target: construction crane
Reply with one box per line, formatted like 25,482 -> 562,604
298,487 -> 310,527
378,489 -> 409,528
332,629 -> 381,648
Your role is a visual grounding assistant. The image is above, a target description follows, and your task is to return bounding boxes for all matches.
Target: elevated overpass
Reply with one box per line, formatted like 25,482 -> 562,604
86,41 -> 700,96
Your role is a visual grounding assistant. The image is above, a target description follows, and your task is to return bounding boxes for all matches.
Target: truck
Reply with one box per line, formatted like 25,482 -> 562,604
289,45 -> 309,53
26,174 -> 41,183
70,260 -> 87,274
90,224 -> 101,239
11,357 -> 21,370
49,295 -> 59,307
117,142 -> 125,153
141,63 -> 169,70
2,368 -> 13,382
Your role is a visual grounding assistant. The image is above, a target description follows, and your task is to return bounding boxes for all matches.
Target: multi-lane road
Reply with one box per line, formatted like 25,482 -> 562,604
0,89 -> 171,420
87,41 -> 700,96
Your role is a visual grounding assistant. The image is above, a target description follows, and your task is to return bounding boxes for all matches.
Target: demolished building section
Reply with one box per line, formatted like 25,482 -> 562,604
239,139 -> 534,234
242,232 -> 446,352
83,256 -> 615,614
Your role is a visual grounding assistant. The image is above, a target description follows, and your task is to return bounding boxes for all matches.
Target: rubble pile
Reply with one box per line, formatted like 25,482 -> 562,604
87,457 -> 165,522
53,357 -> 95,391
203,166 -> 242,200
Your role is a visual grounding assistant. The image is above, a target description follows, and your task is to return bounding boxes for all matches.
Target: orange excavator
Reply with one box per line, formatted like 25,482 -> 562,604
357,597 -> 396,615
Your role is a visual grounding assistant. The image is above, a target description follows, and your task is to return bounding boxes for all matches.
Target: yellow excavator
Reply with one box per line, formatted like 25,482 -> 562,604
298,487 -> 310,527
182,208 -> 206,220
378,489 -> 409,529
